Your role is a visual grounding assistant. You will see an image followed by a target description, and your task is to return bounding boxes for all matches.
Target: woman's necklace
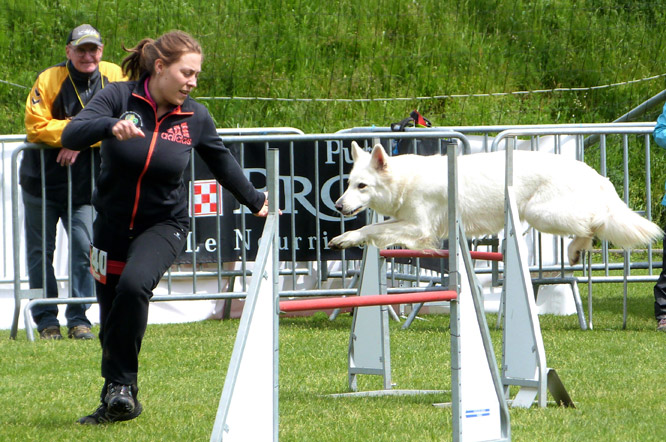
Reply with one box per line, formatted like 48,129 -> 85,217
67,60 -> 105,109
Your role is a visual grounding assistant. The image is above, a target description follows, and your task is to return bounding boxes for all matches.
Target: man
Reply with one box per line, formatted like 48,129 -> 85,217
653,102 -> 666,331
21,24 -> 125,340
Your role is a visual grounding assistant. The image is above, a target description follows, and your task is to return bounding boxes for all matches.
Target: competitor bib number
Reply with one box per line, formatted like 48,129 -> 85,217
90,245 -> 108,284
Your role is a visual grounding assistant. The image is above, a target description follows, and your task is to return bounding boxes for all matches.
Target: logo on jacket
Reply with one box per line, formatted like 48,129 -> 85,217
162,122 -> 192,145
120,111 -> 143,128
31,88 -> 41,105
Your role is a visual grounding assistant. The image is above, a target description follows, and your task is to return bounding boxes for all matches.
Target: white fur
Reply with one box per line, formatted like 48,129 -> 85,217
328,142 -> 663,264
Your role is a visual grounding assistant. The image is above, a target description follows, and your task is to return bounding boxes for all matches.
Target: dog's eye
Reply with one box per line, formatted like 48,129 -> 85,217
357,183 -> 367,190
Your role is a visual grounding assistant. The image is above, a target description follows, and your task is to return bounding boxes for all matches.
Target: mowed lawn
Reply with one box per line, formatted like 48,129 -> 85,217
1,279 -> 664,441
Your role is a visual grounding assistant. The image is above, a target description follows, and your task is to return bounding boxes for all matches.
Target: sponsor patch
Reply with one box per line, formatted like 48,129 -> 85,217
120,111 -> 143,128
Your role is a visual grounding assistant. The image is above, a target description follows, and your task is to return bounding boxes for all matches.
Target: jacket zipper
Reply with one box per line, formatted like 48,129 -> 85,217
128,93 -> 192,231
129,121 -> 161,230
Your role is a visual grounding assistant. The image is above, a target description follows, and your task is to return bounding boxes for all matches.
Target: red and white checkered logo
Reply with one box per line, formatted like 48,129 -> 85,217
190,180 -> 223,217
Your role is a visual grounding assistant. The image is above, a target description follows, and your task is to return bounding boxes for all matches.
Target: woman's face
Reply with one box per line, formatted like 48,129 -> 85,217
154,52 -> 202,107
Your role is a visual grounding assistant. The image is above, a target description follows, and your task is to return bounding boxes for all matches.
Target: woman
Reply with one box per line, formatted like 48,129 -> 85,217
61,30 -> 269,424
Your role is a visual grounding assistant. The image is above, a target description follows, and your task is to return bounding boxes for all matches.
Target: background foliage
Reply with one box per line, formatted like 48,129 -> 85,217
2,0 -> 666,223
1,0 -> 665,133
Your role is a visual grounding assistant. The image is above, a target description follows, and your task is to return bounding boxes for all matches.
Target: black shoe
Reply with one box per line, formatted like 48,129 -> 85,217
106,383 -> 137,415
77,401 -> 143,425
78,403 -> 111,425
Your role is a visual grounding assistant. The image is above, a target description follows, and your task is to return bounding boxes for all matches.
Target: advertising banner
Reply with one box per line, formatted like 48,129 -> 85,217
179,140 -> 365,263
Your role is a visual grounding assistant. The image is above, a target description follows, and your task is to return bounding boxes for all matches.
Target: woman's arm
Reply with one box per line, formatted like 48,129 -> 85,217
61,83 -> 125,150
195,109 -> 266,214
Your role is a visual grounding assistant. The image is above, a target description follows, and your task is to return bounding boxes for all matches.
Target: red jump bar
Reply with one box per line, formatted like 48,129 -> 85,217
279,291 -> 457,313
380,249 -> 503,261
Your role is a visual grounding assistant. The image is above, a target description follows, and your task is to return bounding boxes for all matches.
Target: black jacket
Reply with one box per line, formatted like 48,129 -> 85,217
61,75 -> 265,235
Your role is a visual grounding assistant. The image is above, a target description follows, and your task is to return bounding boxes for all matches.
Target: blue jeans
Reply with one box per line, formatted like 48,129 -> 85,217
22,190 -> 94,332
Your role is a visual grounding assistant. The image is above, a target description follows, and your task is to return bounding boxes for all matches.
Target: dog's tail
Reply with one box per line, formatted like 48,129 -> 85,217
597,202 -> 663,249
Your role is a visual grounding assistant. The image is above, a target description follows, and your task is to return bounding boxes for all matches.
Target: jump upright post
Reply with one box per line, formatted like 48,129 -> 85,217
499,133 -> 574,409
210,148 -> 280,441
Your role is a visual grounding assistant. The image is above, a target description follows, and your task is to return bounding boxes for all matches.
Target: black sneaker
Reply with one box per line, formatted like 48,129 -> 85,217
106,383 -> 137,415
77,401 -> 143,425
78,403 -> 112,425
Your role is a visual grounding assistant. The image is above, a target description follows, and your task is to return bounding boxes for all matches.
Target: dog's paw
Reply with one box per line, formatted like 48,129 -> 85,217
328,231 -> 365,249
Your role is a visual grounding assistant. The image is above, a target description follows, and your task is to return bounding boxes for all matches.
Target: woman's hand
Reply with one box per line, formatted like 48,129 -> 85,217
253,192 -> 281,217
112,119 -> 145,141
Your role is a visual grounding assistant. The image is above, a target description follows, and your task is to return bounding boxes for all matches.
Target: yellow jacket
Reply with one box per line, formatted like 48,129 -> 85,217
25,60 -> 126,146
20,60 -> 126,204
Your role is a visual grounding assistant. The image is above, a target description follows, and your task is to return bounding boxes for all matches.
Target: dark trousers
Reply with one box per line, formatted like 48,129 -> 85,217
93,217 -> 187,390
654,233 -> 666,320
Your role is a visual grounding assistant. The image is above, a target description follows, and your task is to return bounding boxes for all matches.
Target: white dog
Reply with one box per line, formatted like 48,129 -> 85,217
328,141 -> 663,264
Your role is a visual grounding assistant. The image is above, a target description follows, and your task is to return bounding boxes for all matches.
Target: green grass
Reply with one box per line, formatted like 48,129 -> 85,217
2,1 -> 666,224
1,281 -> 664,441
2,1 -> 665,134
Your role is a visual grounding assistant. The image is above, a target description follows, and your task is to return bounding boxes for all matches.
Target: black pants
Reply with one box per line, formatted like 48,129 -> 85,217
654,233 -> 666,321
93,217 -> 187,392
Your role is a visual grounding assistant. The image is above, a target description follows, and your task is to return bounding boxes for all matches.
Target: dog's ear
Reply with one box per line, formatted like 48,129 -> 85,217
351,141 -> 365,162
370,144 -> 389,171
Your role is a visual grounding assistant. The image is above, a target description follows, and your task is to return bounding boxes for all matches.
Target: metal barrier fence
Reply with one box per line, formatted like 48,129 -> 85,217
341,123 -> 663,329
0,135 -> 28,286
490,126 -> 660,329
2,123 -> 662,339
5,130 -> 464,340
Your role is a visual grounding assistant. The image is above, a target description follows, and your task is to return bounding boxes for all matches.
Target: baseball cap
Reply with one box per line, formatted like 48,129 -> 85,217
67,24 -> 102,47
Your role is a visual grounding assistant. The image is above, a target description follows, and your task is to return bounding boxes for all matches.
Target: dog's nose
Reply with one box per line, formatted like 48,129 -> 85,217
335,202 -> 343,212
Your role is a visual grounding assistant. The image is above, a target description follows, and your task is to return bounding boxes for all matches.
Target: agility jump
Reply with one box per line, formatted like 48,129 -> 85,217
381,239 -> 574,409
210,140 -> 511,441
211,232 -> 510,441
